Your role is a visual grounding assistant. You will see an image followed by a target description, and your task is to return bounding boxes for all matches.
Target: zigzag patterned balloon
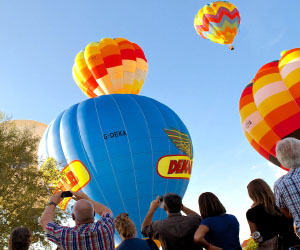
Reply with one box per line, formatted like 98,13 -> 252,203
194,1 -> 240,49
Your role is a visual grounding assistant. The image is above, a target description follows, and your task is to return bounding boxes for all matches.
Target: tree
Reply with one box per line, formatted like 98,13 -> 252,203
0,112 -> 69,248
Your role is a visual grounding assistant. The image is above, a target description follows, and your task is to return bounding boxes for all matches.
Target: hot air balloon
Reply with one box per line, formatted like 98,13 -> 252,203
72,38 -> 148,98
239,48 -> 300,170
38,94 -> 193,240
194,1 -> 240,50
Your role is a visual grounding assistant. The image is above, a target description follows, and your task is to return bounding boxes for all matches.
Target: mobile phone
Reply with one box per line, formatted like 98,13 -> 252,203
159,196 -> 164,208
61,191 -> 73,198
159,196 -> 164,203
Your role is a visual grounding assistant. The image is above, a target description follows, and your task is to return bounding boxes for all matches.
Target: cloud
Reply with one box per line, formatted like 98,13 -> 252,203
268,29 -> 286,47
250,165 -> 258,170
267,161 -> 286,179
252,27 -> 286,53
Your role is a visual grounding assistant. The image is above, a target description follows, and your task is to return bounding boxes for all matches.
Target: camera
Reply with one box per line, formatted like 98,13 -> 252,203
159,196 -> 164,208
61,191 -> 73,198
159,196 -> 164,203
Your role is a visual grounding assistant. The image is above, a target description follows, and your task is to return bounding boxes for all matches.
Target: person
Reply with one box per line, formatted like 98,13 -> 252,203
8,227 -> 31,250
40,191 -> 114,250
115,213 -> 159,250
141,193 -> 203,250
194,192 -> 242,250
247,178 -> 300,249
274,137 -> 300,238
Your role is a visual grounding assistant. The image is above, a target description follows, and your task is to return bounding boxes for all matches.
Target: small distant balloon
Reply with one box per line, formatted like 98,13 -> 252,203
13,120 -> 47,139
194,1 -> 240,50
72,38 -> 148,97
239,48 -> 300,170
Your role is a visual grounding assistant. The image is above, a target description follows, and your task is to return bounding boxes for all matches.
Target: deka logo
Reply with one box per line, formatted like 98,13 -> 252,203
157,129 -> 193,180
41,158 -> 91,210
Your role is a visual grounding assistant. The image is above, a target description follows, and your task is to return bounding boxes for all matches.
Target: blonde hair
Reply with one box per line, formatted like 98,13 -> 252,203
247,179 -> 280,216
276,137 -> 300,169
115,213 -> 136,239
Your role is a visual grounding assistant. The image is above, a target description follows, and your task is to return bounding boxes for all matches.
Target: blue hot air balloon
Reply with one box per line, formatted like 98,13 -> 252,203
38,94 -> 193,240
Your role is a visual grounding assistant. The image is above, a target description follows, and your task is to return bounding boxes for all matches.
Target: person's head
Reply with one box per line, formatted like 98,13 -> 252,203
163,193 -> 182,213
198,192 -> 226,219
72,199 -> 95,224
9,227 -> 31,250
115,213 -> 136,240
276,137 -> 300,169
247,178 -> 279,216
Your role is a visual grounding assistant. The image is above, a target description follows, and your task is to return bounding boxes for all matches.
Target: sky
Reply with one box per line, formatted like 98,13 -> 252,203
1,0 -> 300,246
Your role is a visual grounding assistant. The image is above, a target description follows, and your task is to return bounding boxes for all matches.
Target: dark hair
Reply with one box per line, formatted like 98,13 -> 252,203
164,193 -> 182,213
115,213 -> 136,239
9,227 -> 31,250
198,192 -> 226,218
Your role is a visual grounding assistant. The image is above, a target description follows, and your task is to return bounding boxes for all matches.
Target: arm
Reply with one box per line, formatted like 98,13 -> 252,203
194,225 -> 222,250
274,182 -> 289,218
141,196 -> 160,231
181,204 -> 199,216
247,220 -> 264,243
247,220 -> 257,234
246,208 -> 264,243
280,208 -> 293,219
72,191 -> 112,216
40,191 -> 63,230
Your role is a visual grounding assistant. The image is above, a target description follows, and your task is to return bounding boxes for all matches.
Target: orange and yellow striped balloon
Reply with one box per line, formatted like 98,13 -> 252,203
73,38 -> 148,97
239,48 -> 300,170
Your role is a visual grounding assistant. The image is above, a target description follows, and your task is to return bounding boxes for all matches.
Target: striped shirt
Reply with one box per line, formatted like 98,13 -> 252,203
46,213 -> 115,250
274,167 -> 300,236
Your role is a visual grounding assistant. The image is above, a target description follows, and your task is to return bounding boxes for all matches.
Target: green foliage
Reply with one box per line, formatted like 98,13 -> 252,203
0,112 -> 69,248
245,238 -> 258,250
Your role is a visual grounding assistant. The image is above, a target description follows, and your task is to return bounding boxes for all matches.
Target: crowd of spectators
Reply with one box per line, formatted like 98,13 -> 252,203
8,137 -> 300,250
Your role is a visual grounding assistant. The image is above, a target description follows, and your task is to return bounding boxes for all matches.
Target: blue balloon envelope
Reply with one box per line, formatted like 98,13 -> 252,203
38,94 -> 193,240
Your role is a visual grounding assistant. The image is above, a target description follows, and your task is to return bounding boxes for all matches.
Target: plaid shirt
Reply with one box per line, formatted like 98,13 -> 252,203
46,213 -> 115,250
274,167 -> 300,236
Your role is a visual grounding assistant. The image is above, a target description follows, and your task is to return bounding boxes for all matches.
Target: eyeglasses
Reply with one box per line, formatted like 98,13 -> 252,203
119,213 -> 129,218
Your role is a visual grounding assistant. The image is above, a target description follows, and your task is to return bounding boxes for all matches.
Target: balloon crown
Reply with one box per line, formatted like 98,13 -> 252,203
72,37 -> 148,98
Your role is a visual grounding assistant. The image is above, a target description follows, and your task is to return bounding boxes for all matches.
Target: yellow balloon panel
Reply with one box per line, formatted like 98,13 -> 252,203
239,82 -> 283,168
239,82 -> 280,155
279,48 -> 300,107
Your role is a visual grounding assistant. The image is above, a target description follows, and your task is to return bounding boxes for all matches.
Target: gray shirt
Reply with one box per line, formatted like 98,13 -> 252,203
142,213 -> 203,250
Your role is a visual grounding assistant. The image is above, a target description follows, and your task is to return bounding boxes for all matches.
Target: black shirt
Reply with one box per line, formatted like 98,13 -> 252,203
246,204 -> 300,247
